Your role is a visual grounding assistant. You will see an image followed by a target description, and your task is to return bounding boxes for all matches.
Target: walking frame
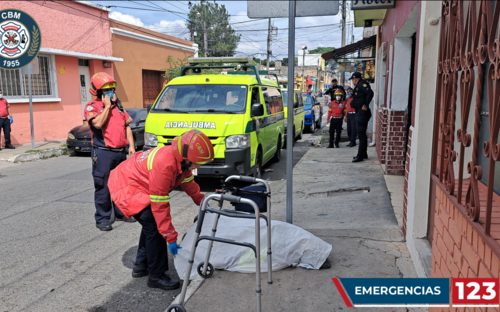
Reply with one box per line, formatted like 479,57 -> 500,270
167,175 -> 273,312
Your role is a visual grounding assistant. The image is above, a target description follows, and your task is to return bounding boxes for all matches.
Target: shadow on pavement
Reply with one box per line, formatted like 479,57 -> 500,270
87,246 -> 182,312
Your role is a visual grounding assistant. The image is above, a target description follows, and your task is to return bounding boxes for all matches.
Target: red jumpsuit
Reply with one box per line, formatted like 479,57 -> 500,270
109,145 -> 204,243
328,100 -> 345,147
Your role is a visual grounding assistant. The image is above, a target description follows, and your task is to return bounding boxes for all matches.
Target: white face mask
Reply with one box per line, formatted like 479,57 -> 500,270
0,93 -> 3,98
336,96 -> 342,101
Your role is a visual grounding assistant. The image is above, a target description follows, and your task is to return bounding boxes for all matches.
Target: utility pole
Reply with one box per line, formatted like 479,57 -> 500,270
341,0 -> 346,86
266,18 -> 271,70
301,45 -> 307,92
203,20 -> 208,56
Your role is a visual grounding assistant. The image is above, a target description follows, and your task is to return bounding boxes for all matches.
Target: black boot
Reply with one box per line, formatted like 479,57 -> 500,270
4,144 -> 14,149
116,215 -> 137,223
132,262 -> 149,278
96,222 -> 112,231
147,273 -> 180,290
335,144 -> 340,148
327,145 -> 334,148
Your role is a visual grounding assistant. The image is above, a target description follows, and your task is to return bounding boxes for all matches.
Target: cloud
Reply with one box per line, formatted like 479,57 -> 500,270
146,20 -> 188,37
109,11 -> 144,27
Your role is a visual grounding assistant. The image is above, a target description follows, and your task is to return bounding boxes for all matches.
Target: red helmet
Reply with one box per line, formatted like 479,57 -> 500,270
334,89 -> 343,96
172,130 -> 214,164
90,72 -> 117,96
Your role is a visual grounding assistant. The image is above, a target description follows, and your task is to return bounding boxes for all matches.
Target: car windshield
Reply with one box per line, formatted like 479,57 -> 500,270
126,110 -> 138,121
153,85 -> 248,113
303,95 -> 313,106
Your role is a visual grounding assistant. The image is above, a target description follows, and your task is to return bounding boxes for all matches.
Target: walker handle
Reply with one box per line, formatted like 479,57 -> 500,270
237,176 -> 257,183
220,194 -> 243,203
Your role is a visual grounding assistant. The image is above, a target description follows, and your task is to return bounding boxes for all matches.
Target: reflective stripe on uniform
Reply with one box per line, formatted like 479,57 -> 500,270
147,147 -> 161,171
150,194 -> 171,203
182,176 -> 194,183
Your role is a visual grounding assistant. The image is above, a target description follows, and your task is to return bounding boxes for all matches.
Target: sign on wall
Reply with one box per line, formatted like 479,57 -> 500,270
351,0 -> 395,11
354,60 -> 376,83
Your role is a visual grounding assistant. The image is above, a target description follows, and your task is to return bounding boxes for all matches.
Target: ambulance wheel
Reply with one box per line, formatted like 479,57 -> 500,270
167,304 -> 186,312
197,262 -> 214,278
272,137 -> 282,162
297,125 -> 303,140
253,150 -> 262,178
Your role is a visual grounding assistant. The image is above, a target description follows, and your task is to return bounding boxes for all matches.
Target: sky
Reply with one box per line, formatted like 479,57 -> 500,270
93,1 -> 364,60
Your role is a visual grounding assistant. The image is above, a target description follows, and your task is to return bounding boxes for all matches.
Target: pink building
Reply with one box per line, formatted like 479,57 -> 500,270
0,1 -> 122,145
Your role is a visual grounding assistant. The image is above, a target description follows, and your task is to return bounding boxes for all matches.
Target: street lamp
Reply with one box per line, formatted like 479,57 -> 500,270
301,45 -> 307,93
196,12 -> 208,56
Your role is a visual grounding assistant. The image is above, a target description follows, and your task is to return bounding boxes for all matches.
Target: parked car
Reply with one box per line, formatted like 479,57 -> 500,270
302,93 -> 322,133
66,108 -> 147,153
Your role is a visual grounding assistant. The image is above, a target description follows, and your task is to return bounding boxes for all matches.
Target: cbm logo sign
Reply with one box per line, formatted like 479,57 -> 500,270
0,9 -> 41,70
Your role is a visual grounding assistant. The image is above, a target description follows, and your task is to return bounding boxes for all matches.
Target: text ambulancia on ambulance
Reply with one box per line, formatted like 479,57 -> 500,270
144,56 -> 285,178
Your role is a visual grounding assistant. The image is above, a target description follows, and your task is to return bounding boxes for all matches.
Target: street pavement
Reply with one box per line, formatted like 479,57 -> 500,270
0,102 -> 418,312
0,115 -> 326,312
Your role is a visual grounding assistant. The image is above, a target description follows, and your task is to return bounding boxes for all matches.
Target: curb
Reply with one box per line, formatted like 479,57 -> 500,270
9,148 -> 67,163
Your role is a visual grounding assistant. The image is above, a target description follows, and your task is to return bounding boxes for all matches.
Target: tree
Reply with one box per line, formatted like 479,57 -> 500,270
187,1 -> 240,57
309,47 -> 336,54
162,54 -> 189,83
282,57 -> 298,67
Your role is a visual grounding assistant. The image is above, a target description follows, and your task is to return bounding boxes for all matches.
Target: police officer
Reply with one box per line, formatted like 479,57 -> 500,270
0,90 -> 15,150
327,90 -> 345,148
344,95 -> 357,147
84,72 -> 136,231
349,72 -> 374,162
108,130 -> 215,290
325,78 -> 346,101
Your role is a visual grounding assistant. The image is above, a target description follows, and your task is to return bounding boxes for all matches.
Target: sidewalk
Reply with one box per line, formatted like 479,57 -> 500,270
180,145 -> 420,312
0,139 -> 67,163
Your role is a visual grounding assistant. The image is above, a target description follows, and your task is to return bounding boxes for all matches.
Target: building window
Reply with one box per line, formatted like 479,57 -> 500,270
0,55 -> 57,99
78,59 -> 89,66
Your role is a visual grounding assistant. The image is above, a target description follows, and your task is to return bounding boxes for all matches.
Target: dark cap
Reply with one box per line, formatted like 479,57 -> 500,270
348,72 -> 362,80
331,78 -> 337,82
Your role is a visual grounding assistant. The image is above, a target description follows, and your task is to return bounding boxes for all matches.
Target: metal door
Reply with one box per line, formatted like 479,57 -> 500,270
78,66 -> 92,120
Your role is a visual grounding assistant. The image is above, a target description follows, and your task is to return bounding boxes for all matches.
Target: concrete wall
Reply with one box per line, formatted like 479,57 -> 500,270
110,21 -> 195,109
404,0 -> 441,278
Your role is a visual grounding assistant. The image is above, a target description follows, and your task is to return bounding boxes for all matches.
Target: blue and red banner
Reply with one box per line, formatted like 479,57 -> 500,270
333,278 -> 500,308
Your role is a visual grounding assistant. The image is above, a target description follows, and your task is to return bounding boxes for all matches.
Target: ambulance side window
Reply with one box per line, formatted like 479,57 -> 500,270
251,87 -> 261,104
262,87 -> 283,115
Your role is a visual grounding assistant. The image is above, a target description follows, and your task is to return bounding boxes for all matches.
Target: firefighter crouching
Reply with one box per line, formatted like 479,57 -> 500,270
108,130 -> 215,290
327,90 -> 346,148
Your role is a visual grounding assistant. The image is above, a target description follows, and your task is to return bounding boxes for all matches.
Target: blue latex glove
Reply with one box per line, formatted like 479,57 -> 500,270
9,116 -> 13,124
168,242 -> 182,255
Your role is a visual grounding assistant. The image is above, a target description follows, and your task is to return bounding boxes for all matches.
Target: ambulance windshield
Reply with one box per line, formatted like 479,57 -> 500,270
153,85 -> 248,114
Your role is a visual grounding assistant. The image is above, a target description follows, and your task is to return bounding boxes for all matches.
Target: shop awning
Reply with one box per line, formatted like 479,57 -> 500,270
321,35 -> 377,61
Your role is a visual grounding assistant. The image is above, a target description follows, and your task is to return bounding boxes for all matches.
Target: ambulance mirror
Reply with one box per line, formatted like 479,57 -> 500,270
251,103 -> 264,117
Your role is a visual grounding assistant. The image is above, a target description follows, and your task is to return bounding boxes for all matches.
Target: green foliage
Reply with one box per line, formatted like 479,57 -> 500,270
162,54 -> 189,82
309,47 -> 336,54
187,1 -> 240,57
282,57 -> 298,67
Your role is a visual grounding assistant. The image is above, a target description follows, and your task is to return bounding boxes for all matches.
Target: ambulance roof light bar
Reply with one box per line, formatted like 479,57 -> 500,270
187,56 -> 252,65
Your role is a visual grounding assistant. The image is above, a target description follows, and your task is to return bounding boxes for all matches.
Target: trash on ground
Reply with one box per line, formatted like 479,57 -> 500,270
264,168 -> 273,172
175,213 -> 332,280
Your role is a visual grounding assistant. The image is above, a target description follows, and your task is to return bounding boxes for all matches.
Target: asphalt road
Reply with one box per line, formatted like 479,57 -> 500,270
0,106 -> 328,312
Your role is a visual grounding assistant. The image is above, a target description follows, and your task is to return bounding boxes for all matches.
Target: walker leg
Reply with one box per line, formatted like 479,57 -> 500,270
254,206 -> 261,312
201,204 -> 223,275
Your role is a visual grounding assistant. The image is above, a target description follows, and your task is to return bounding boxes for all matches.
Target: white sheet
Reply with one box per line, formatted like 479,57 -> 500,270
174,213 -> 332,280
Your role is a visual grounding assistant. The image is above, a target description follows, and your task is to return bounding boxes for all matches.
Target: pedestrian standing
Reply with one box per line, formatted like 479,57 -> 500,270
327,90 -> 345,148
349,72 -> 374,162
108,130 -> 215,290
346,87 -> 353,99
344,96 -> 357,147
0,90 -> 15,150
84,72 -> 136,231
324,78 -> 346,100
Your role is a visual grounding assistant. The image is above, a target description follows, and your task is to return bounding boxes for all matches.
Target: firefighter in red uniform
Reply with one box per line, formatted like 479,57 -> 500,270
327,90 -> 345,148
108,129 -> 215,291
0,89 -> 15,150
344,96 -> 357,147
84,72 -> 136,231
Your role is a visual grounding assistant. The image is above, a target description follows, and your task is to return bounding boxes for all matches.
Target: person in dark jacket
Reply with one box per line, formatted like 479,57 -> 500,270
349,72 -> 374,163
324,78 -> 346,101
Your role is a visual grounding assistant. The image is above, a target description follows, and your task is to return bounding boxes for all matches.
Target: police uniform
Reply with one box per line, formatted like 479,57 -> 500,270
84,99 -> 132,225
327,100 -> 345,148
0,97 -> 12,149
345,98 -> 357,147
350,77 -> 374,160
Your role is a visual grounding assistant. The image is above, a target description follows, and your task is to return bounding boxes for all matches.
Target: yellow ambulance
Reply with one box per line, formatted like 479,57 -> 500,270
144,57 -> 285,178
281,88 -> 305,147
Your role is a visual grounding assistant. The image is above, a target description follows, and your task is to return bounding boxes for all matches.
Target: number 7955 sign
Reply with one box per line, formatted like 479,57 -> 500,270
452,278 -> 499,306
